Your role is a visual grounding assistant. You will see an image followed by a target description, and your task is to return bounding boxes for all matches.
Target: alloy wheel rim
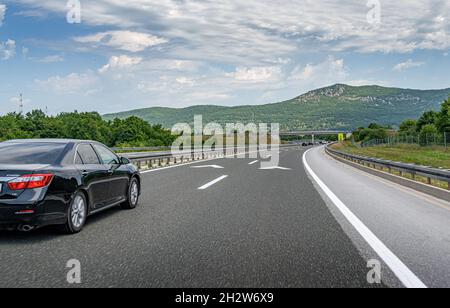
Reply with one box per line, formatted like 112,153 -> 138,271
131,182 -> 139,205
71,195 -> 86,228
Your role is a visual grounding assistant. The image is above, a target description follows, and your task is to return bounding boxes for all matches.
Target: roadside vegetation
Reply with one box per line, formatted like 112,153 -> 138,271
0,110 -> 176,148
332,142 -> 450,169
352,96 -> 450,144
335,96 -> 450,170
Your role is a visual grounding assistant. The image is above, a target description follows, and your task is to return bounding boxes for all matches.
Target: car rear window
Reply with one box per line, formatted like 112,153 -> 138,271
0,142 -> 67,165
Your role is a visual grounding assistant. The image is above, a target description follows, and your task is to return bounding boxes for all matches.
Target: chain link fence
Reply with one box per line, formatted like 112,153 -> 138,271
362,132 -> 450,149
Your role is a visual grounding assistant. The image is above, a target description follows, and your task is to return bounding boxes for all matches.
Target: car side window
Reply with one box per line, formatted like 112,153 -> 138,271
93,144 -> 119,165
77,144 -> 101,165
74,152 -> 84,165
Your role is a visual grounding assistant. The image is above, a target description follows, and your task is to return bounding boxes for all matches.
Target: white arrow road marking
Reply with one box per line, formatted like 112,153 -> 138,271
259,166 -> 292,170
198,175 -> 228,190
191,165 -> 224,169
303,149 -> 427,289
248,160 -> 259,165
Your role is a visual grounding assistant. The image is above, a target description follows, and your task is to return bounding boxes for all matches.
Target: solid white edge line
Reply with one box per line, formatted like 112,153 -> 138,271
303,148 -> 427,289
198,175 -> 228,190
249,160 -> 259,165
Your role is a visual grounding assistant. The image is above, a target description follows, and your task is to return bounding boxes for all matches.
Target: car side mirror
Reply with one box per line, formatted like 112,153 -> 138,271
120,157 -> 131,165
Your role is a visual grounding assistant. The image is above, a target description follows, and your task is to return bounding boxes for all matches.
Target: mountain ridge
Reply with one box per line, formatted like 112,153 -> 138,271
103,84 -> 450,130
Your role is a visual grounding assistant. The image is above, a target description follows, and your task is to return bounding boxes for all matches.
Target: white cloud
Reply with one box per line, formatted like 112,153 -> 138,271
74,31 -> 167,52
0,4 -> 6,26
175,77 -> 195,86
10,95 -> 31,105
8,0 -> 450,110
0,39 -> 16,60
226,67 -> 282,83
22,47 -> 29,58
99,55 -> 142,73
37,55 -> 64,63
35,72 -> 99,94
185,91 -> 231,102
13,9 -> 47,19
393,59 -> 425,71
14,0 -> 450,61
290,56 -> 348,85
346,79 -> 387,87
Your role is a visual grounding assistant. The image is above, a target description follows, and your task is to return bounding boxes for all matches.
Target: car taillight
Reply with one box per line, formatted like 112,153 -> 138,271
7,174 -> 54,190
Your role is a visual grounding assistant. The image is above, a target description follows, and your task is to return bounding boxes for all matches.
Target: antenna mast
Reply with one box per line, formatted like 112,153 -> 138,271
19,93 -> 24,114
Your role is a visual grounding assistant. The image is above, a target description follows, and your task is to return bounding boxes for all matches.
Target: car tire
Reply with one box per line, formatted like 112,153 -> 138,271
62,191 -> 88,234
121,178 -> 140,210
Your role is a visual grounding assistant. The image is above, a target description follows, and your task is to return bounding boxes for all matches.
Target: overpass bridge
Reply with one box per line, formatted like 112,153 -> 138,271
280,130 -> 351,142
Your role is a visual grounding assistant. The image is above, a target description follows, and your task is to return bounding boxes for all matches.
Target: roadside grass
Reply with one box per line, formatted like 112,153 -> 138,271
332,142 -> 450,169
331,142 -> 450,190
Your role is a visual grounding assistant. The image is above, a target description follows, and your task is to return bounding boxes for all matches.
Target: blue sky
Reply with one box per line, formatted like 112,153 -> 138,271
0,0 -> 449,114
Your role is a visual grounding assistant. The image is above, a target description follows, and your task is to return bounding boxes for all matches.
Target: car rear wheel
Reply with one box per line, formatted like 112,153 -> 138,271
121,178 -> 140,210
62,192 -> 87,234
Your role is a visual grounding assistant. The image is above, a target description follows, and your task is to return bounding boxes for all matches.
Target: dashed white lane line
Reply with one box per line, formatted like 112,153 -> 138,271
303,148 -> 427,289
140,149 -> 270,174
191,165 -> 224,169
198,175 -> 228,190
249,160 -> 259,165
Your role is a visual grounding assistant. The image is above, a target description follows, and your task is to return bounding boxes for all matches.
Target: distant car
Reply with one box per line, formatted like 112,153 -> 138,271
0,139 -> 141,234
302,142 -> 308,147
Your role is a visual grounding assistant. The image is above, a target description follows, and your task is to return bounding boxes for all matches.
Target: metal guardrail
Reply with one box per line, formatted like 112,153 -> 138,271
326,145 -> 450,190
121,145 -> 299,171
111,146 -> 169,152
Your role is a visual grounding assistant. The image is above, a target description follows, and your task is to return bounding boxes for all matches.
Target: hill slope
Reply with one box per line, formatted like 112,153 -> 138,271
103,84 -> 450,130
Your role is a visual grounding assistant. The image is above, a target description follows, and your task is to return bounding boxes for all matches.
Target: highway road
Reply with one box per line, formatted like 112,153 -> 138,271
0,146 -> 449,288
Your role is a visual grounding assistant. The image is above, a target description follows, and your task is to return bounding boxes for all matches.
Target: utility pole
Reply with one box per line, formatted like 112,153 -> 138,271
19,93 -> 24,114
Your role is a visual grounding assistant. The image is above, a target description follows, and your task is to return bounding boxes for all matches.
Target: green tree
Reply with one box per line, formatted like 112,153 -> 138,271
353,127 -> 388,142
416,110 -> 438,132
0,113 -> 33,141
399,119 -> 417,133
436,97 -> 450,133
420,124 -> 438,136
0,110 -> 174,148
368,123 -> 383,130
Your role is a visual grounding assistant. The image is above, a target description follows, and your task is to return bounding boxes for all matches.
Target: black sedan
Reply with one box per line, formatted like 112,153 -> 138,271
0,139 -> 141,234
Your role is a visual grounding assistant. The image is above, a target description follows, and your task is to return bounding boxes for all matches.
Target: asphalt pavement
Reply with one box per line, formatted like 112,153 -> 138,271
0,146 -> 388,288
4,145 -> 447,288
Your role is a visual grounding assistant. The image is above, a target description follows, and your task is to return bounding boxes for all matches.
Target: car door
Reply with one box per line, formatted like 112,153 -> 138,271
92,143 -> 129,204
75,143 -> 111,210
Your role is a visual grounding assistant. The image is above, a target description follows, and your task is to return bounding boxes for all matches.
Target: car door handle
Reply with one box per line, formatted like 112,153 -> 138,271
81,170 -> 89,176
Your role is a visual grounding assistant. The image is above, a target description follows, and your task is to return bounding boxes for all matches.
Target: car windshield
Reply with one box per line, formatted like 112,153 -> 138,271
0,142 -> 67,165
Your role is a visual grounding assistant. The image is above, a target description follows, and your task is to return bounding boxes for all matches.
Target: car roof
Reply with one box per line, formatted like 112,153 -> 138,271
3,139 -> 100,145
